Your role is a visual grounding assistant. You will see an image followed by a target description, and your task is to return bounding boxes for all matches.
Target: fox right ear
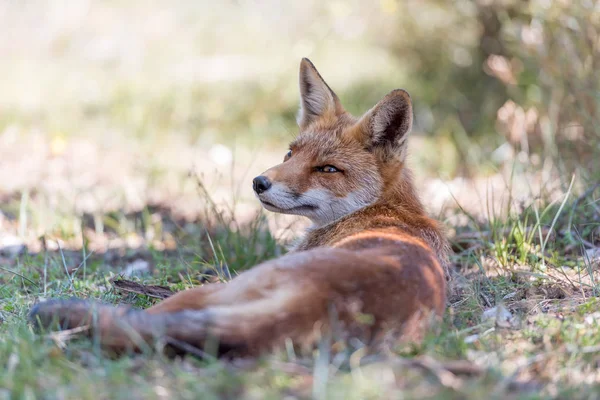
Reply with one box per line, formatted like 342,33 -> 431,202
297,58 -> 343,129
358,89 -> 413,160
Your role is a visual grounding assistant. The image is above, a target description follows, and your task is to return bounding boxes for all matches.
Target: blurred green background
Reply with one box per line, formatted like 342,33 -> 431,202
1,0 -> 599,248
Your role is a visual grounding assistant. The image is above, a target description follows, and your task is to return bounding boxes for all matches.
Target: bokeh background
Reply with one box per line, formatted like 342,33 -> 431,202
1,0 -> 598,255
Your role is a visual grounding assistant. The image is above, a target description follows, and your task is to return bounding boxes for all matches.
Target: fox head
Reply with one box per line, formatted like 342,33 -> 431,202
253,58 -> 416,226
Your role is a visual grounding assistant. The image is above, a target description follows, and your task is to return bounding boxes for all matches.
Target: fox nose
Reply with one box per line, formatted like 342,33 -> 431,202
253,176 -> 272,194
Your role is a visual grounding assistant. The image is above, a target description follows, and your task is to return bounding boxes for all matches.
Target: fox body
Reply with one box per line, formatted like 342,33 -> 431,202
30,59 -> 449,357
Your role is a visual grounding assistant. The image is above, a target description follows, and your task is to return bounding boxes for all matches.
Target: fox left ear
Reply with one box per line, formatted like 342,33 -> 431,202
359,89 -> 413,159
297,58 -> 343,129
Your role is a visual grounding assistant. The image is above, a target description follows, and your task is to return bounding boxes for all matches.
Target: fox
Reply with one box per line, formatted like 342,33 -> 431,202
29,58 -> 450,358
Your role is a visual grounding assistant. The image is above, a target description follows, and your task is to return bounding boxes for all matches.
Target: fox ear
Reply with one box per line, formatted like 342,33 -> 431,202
297,58 -> 343,129
359,89 -> 413,159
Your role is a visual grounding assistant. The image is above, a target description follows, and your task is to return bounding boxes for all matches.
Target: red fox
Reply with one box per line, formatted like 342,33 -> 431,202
30,59 -> 449,357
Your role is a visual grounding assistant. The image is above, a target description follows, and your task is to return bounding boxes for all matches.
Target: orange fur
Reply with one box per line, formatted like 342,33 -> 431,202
29,58 -> 449,358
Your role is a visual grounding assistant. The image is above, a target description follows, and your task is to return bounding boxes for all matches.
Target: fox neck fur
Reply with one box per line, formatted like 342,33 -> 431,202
291,167 -> 450,273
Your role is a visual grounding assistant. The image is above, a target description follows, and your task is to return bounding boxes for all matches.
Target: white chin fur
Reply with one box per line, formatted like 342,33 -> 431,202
257,185 -> 374,226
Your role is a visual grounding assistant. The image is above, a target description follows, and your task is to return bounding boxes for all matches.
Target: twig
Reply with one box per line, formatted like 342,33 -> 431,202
46,325 -> 91,348
45,325 -> 91,341
111,279 -> 174,299
479,291 -> 493,307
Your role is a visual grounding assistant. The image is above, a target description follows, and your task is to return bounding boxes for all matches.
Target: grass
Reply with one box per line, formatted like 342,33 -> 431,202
1,174 -> 600,399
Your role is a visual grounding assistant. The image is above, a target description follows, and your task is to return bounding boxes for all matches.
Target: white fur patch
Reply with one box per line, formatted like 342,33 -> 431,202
256,184 -> 375,227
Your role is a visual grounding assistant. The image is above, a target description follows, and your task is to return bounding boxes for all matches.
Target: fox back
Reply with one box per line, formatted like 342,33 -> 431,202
30,59 -> 449,357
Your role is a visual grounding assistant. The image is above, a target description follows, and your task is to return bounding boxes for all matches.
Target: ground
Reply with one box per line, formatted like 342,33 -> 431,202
1,151 -> 599,398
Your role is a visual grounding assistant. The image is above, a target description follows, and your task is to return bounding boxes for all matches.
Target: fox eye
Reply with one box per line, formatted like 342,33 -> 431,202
315,165 -> 341,173
284,150 -> 292,161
